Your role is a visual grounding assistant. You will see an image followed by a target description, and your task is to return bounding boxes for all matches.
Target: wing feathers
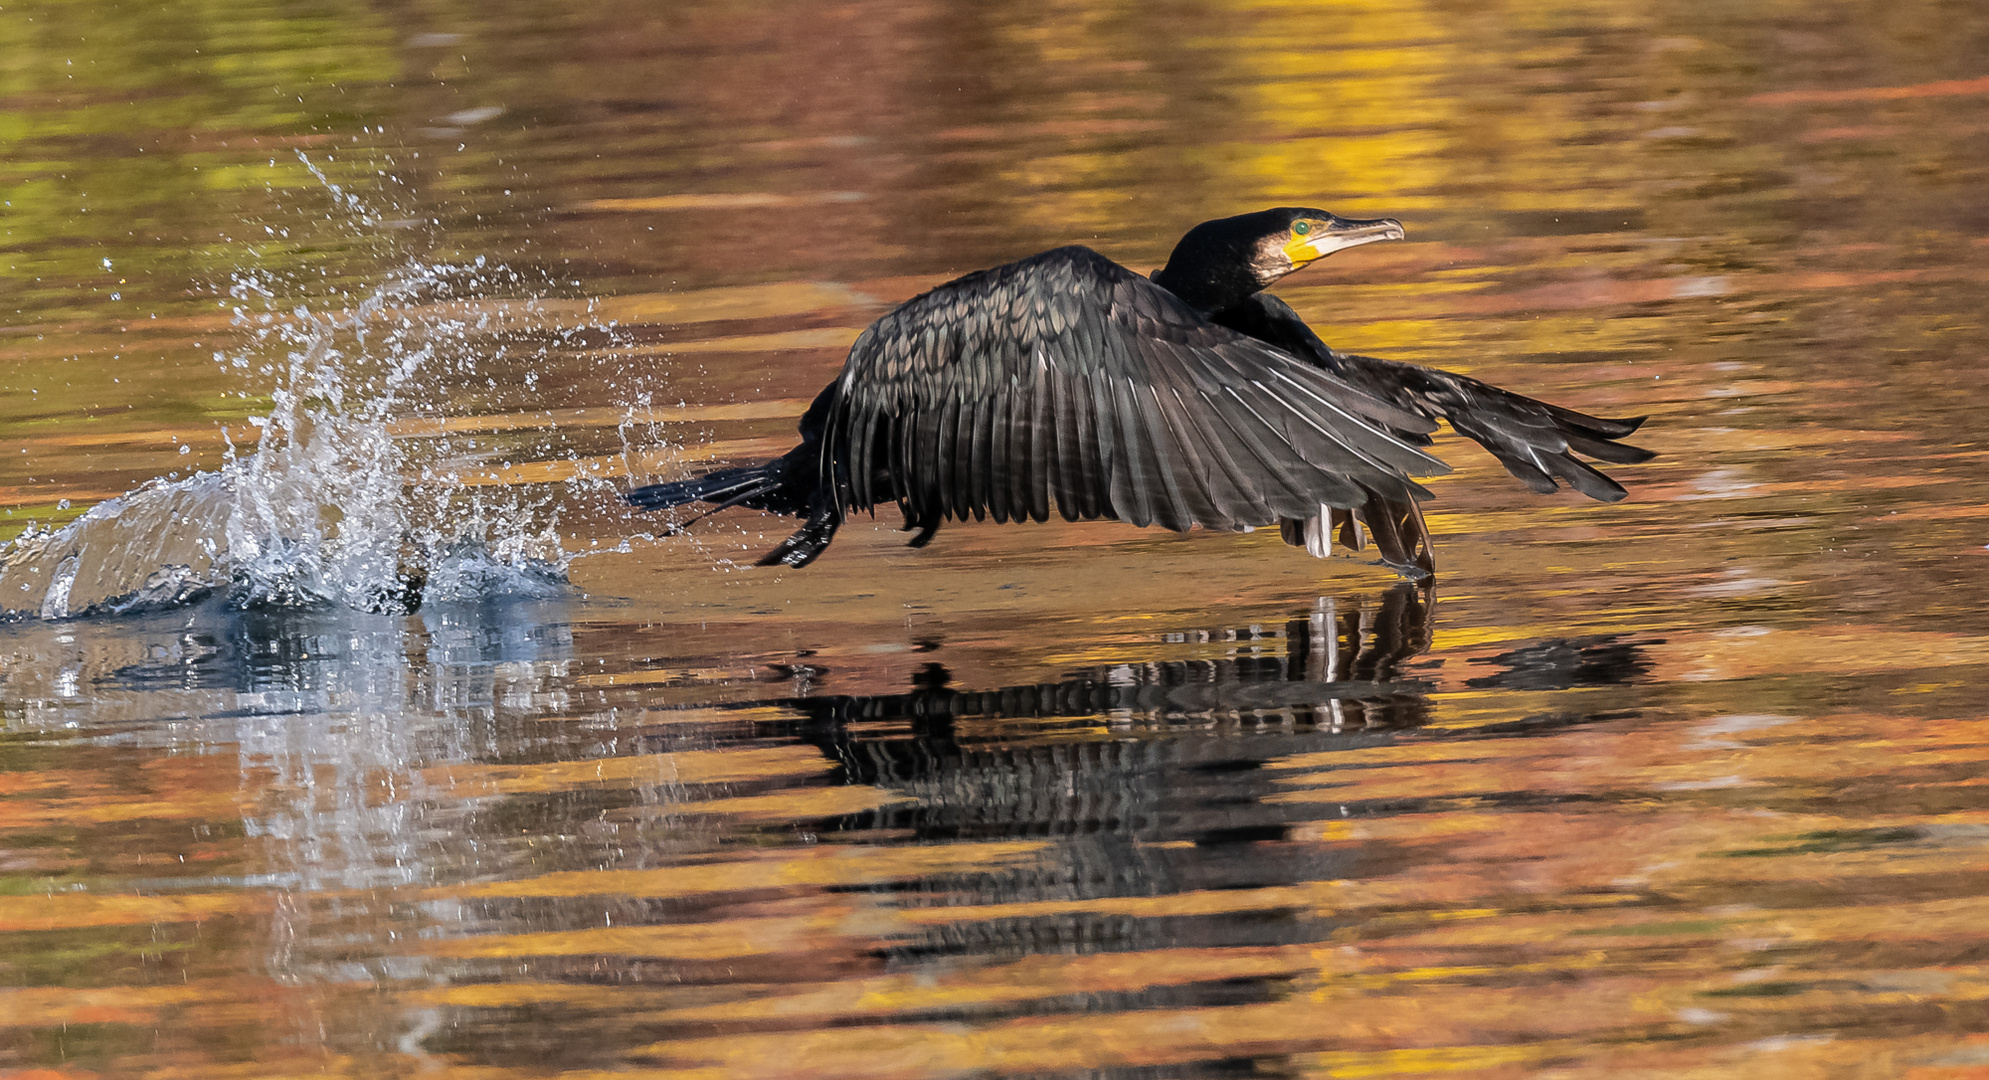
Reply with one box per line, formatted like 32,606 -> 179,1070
1146,383 -> 1233,531
1047,368 -> 1090,520
1124,377 -> 1194,533
849,395 -> 875,510
1563,429 -> 1658,465
1541,451 -> 1630,503
1547,403 -> 1646,440
1323,349 -> 1653,503
936,393 -> 964,520
1146,350 -> 1283,526
1149,340 -> 1346,515
969,391 -> 994,522
1025,372 -> 1052,523
1102,370 -> 1156,528
828,246 -> 1470,539
988,385 -> 1013,523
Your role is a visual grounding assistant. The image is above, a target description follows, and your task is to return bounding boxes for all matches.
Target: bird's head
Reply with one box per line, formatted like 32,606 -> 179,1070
1154,207 -> 1405,313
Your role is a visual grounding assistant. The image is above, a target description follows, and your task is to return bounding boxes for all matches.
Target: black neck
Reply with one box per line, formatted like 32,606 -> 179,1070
1149,260 -> 1263,315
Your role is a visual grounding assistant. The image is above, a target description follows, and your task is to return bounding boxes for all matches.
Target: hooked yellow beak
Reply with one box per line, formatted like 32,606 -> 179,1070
1283,216 -> 1406,267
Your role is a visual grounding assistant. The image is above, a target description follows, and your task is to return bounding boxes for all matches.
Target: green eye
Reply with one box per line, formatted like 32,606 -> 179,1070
1292,221 -> 1312,236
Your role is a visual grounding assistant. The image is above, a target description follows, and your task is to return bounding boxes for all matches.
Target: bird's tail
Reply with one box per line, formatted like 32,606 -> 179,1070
625,458 -> 815,545
625,463 -> 782,513
626,454 -> 843,567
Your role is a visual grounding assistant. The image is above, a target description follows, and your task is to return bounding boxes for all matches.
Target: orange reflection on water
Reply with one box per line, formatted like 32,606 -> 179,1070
7,0 -> 1989,1075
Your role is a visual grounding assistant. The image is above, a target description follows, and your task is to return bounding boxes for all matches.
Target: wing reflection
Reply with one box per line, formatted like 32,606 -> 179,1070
795,582 -> 1437,743
1464,634 -> 1658,690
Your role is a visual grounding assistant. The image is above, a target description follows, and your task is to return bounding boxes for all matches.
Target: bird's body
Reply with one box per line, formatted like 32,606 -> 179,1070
627,208 -> 1652,575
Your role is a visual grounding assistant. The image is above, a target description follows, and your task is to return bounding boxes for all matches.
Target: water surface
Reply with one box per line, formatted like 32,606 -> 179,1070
6,1 -> 1989,1076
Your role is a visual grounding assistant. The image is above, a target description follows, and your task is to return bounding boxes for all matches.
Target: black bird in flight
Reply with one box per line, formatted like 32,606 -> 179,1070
626,208 -> 1652,575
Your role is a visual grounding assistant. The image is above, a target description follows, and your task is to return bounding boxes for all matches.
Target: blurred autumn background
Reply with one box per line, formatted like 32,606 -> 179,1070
6,0 -> 1989,1077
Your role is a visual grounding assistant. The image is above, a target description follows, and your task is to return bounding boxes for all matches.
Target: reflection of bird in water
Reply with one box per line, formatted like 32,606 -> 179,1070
795,582 -> 1438,748
710,586 -> 1655,953
1465,634 -> 1658,691
628,208 -> 1653,575
773,584 -> 1441,851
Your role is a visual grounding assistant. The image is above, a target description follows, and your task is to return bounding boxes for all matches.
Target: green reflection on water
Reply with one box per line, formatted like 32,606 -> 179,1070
1,0 -> 404,318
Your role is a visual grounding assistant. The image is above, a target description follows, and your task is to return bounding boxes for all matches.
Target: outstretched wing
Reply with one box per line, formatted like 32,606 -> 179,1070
1216,292 -> 1654,502
825,246 -> 1449,535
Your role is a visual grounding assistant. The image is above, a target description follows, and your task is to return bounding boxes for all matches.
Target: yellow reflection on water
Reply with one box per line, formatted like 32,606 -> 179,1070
6,0 -> 1989,1076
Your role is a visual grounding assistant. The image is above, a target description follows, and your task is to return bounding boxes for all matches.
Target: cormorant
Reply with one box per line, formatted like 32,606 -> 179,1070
626,208 -> 1653,575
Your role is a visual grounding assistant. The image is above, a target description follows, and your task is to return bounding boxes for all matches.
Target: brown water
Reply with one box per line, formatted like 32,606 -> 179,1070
7,2 -> 1989,1076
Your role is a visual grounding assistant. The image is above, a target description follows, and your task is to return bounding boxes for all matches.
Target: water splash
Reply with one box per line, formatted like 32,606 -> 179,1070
0,255 -> 578,619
